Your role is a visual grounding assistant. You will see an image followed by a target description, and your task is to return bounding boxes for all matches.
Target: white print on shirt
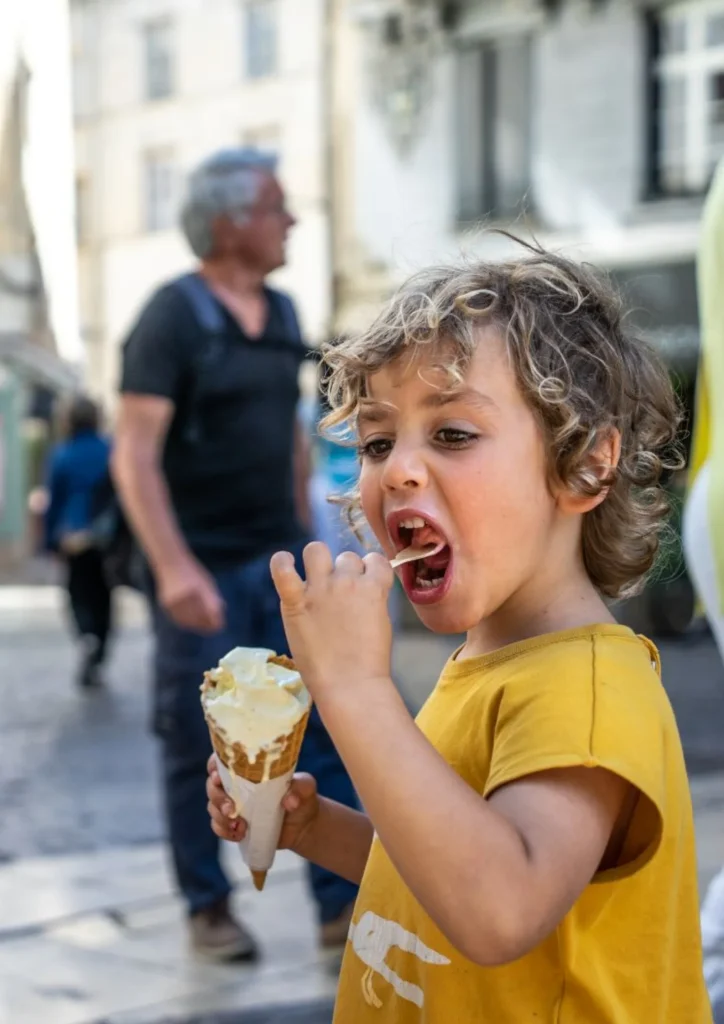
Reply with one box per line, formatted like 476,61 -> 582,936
349,911 -> 451,1009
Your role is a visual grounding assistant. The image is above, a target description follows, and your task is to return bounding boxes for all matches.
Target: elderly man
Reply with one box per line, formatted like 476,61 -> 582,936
112,149 -> 358,960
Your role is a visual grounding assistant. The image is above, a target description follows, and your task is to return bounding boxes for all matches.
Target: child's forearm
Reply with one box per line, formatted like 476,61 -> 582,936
295,797 -> 374,885
318,682 -> 535,964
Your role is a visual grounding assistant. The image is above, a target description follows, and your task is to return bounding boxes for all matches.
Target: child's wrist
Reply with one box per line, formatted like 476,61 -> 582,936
292,796 -> 329,859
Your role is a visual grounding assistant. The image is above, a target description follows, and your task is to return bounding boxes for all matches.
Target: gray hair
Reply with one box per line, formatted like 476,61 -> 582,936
180,147 -> 278,259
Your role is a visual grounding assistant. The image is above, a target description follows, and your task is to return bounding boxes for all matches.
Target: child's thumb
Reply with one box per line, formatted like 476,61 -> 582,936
288,772 -> 317,805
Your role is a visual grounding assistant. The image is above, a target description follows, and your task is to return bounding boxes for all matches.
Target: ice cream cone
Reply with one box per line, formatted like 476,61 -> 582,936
251,870 -> 268,892
201,653 -> 311,891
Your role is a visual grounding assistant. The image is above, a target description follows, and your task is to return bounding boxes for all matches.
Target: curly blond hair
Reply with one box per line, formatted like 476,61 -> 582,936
322,239 -> 683,599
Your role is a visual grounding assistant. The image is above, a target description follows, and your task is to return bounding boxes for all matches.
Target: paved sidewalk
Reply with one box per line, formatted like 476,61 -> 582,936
1,775 -> 724,1024
0,843 -> 338,1024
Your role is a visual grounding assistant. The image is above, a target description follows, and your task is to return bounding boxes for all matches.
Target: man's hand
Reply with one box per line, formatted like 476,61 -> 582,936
157,558 -> 225,633
270,542 -> 394,702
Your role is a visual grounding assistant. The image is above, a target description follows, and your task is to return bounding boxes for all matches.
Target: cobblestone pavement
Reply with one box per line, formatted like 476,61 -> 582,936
2,587 -> 724,862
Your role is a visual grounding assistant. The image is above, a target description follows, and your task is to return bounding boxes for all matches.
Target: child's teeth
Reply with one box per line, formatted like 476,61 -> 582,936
400,516 -> 426,529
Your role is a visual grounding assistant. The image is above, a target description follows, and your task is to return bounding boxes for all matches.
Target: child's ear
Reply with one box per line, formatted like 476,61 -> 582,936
557,428 -> 622,515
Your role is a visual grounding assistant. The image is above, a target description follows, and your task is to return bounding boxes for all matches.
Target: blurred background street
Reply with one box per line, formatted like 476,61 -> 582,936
4,0 -> 724,1020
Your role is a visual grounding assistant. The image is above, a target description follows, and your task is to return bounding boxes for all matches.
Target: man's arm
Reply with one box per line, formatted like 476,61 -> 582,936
112,394 -> 224,633
293,416 -> 312,532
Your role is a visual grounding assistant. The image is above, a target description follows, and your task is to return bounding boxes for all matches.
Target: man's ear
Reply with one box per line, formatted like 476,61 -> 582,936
558,428 -> 622,515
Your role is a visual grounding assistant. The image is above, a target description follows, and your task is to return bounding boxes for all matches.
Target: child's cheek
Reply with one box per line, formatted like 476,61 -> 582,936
359,470 -> 386,548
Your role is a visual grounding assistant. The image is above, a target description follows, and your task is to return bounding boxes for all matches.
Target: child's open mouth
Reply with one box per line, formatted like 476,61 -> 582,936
391,514 -> 453,605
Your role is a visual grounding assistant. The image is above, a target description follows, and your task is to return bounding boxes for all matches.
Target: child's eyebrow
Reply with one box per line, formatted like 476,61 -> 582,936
357,388 -> 497,425
357,401 -> 394,425
422,387 -> 498,412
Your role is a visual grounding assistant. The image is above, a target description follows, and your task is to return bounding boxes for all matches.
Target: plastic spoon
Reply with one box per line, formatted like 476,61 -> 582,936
389,542 -> 445,570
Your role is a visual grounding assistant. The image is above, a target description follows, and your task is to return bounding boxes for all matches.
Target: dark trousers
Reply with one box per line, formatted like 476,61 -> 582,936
65,548 -> 112,662
149,543 -> 359,921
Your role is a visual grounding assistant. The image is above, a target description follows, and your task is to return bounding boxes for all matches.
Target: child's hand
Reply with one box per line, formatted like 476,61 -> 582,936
206,755 -> 320,852
270,542 -> 394,701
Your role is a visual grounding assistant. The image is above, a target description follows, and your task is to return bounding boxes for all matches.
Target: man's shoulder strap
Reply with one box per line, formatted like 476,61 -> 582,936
172,274 -> 303,346
172,272 -> 226,335
267,287 -> 303,345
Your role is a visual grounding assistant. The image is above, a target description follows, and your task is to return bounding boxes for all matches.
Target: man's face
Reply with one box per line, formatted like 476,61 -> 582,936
217,173 -> 296,273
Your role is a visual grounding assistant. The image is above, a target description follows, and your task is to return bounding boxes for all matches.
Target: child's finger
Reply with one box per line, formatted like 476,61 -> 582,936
363,551 -> 394,590
208,800 -> 247,838
210,817 -> 245,842
288,773 -> 317,804
206,772 -> 231,812
270,551 -> 307,608
302,541 -> 334,582
222,800 -> 238,819
207,753 -> 217,776
282,791 -> 301,812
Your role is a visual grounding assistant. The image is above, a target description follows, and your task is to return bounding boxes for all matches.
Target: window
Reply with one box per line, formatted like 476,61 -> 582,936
651,1 -> 724,195
244,0 -> 278,79
143,19 -> 174,100
143,149 -> 177,232
455,36 -> 532,222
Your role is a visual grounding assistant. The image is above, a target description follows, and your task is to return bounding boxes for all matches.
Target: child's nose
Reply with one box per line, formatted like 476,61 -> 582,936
380,445 -> 429,492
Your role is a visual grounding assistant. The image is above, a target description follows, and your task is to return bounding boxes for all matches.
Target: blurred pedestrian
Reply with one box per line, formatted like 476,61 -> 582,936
684,159 -> 724,1023
44,395 -> 113,688
112,147 -> 359,962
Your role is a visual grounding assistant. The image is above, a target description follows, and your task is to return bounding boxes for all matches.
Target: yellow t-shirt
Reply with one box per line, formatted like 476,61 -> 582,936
334,624 -> 711,1023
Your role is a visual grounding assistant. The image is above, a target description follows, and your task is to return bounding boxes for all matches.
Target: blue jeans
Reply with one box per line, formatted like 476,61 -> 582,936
149,543 -> 359,922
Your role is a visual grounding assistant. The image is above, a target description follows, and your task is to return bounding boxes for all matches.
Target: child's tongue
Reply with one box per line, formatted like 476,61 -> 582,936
422,547 -> 450,570
411,524 -> 444,550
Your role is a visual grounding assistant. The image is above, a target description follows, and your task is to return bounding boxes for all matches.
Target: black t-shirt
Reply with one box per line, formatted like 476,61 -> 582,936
120,281 -> 308,567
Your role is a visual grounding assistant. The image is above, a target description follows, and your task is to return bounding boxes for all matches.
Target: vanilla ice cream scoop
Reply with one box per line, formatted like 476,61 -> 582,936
202,647 -> 310,764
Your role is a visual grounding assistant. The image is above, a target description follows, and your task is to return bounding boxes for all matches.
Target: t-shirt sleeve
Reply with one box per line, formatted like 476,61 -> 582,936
483,639 -> 667,876
119,284 -> 193,401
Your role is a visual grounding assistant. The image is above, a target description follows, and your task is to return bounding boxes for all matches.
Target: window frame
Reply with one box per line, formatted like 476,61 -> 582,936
142,148 -> 177,234
243,0 -> 279,80
454,33 -> 533,224
143,17 -> 175,102
648,0 -> 724,198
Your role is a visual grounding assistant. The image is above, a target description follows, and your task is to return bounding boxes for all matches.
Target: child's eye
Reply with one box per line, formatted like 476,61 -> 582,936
435,428 -> 478,448
359,437 -> 393,460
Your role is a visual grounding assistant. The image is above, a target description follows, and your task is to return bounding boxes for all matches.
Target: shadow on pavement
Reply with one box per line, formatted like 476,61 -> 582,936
132,1001 -> 335,1024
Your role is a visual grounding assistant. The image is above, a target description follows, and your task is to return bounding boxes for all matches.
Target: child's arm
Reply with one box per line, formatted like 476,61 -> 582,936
270,545 -> 632,967
321,679 -> 629,965
206,760 -> 373,884
295,795 -> 374,885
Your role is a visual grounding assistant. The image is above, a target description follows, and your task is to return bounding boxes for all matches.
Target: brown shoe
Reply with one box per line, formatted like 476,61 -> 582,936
320,901 -> 355,950
190,896 -> 259,962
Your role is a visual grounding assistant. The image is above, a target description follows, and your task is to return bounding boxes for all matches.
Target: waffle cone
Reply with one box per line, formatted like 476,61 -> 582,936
251,870 -> 268,891
202,654 -> 310,783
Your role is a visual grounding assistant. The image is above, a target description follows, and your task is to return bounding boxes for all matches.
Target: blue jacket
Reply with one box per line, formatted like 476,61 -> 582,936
44,432 -> 111,551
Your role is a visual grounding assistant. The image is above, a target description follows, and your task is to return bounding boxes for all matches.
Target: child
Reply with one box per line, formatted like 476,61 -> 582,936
207,243 -> 712,1022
